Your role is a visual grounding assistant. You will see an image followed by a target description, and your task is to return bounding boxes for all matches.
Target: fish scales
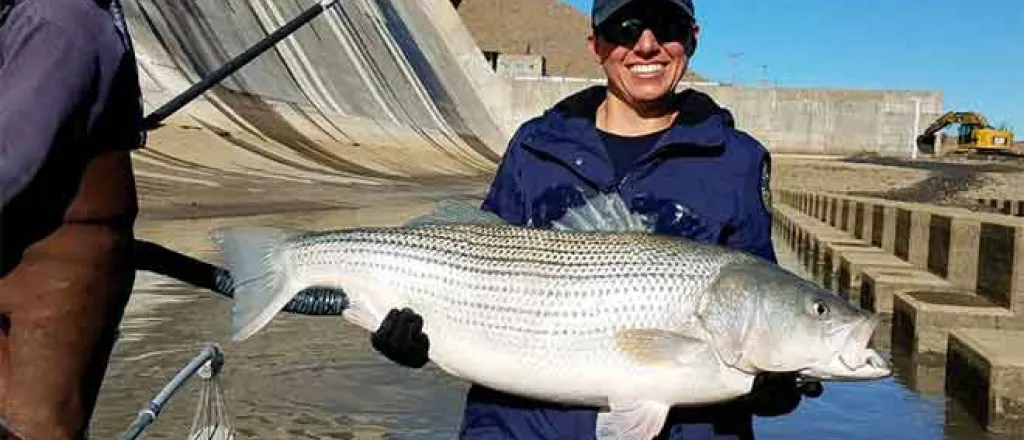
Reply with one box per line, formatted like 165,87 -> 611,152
283,224 -> 741,366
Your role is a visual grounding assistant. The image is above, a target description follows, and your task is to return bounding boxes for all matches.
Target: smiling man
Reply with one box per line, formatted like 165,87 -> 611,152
369,0 -> 817,438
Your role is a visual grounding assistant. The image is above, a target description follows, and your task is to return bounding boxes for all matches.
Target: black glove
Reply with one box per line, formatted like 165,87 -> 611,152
742,372 -> 823,417
371,308 -> 430,368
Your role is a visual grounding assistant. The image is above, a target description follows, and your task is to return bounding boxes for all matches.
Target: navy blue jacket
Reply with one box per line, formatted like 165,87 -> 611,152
462,85 -> 776,440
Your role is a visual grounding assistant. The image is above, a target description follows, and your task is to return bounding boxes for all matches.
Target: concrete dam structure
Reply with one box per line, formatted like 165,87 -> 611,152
124,0 -> 944,189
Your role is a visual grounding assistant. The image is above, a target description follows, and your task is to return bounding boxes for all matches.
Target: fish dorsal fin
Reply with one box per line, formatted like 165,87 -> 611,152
550,191 -> 652,233
403,200 -> 509,227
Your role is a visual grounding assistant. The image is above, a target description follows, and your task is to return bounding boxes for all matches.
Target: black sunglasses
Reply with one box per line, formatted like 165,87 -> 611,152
596,10 -> 693,47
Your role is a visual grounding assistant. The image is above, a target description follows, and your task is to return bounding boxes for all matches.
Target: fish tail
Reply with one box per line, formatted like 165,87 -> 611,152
210,226 -> 305,341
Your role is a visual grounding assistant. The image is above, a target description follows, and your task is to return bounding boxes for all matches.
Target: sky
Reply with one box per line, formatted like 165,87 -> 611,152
561,0 -> 1024,134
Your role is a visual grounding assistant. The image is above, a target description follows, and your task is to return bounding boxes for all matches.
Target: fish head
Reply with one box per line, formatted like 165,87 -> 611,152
700,260 -> 891,381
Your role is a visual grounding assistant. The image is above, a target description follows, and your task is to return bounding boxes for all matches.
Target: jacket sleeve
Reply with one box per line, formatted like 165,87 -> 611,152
479,128 -> 531,226
724,136 -> 778,264
0,12 -> 98,207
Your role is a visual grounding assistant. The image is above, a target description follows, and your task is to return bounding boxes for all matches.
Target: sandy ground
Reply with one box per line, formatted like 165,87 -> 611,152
132,122 -> 496,222
773,153 -> 1024,212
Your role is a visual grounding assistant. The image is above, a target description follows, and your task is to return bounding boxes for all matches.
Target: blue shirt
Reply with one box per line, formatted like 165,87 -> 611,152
461,85 -> 775,440
598,127 -> 666,183
0,0 -> 142,207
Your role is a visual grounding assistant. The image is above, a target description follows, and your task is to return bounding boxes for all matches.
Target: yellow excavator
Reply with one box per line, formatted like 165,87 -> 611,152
917,111 -> 1015,155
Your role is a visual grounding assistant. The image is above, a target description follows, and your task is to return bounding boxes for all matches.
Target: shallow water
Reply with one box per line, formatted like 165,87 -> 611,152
86,205 -> 1010,440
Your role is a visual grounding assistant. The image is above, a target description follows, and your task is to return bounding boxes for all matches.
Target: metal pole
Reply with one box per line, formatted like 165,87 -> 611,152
142,0 -> 340,130
117,345 -> 224,440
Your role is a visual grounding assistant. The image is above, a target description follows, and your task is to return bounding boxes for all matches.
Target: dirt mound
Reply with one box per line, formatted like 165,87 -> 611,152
456,0 -> 706,81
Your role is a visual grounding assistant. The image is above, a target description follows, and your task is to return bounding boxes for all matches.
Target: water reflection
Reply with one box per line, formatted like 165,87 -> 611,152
85,204 -> 1008,440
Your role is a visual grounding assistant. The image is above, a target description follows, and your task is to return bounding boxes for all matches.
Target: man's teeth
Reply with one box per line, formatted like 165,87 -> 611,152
630,64 -> 663,74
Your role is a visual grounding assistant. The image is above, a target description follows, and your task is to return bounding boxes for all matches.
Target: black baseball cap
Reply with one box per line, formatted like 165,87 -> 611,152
592,0 -> 695,27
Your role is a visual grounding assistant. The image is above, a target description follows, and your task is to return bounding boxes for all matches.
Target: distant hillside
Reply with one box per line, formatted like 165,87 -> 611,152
455,0 -> 706,81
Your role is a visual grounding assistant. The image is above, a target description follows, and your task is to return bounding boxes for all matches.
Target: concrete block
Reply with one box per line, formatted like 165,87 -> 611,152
891,352 -> 946,397
860,266 -> 952,315
823,196 -> 834,224
976,198 -> 1024,217
839,199 -> 854,233
946,328 -> 1024,435
975,223 -> 1022,313
908,210 -> 931,269
893,207 -> 912,261
948,218 -> 981,291
926,214 -> 951,279
837,249 -> 907,303
882,206 -> 899,255
872,315 -> 892,352
820,239 -> 875,293
852,201 -> 867,240
891,289 -> 1011,364
870,204 -> 886,248
828,196 -> 839,228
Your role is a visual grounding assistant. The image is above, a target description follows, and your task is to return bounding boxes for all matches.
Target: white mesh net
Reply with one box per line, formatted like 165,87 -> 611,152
186,368 -> 235,440
117,344 -> 235,440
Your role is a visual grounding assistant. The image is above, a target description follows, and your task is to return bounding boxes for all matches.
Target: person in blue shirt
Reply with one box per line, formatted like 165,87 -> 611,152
1,0 -> 143,438
370,0 -> 822,438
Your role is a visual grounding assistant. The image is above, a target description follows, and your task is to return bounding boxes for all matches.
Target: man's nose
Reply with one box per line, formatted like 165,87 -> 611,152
633,29 -> 660,55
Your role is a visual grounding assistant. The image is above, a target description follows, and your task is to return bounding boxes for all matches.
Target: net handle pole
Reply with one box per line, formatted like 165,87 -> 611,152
141,0 -> 341,130
116,344 -> 224,440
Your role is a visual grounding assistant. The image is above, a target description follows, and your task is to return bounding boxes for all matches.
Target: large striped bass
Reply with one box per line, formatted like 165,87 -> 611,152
211,193 -> 890,440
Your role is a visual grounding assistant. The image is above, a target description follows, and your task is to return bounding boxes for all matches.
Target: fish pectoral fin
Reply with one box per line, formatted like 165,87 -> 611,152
596,400 -> 670,440
550,190 -> 653,232
614,328 -> 711,367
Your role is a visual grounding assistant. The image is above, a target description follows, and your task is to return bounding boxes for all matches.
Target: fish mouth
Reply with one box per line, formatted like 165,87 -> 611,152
804,315 -> 892,381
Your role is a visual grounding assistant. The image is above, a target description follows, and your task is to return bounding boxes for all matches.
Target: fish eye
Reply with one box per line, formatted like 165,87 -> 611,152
811,301 -> 829,318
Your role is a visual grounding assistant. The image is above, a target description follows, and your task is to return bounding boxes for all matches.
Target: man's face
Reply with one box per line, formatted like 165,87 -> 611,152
588,1 -> 698,107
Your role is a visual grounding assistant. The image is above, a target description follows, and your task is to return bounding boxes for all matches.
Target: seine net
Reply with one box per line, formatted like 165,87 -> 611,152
118,344 -> 234,440
186,358 -> 235,440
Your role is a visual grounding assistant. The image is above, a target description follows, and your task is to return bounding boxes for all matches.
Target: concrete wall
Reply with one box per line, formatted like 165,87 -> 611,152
125,0 -> 512,182
126,0 -> 944,188
503,77 -> 944,156
495,54 -> 546,78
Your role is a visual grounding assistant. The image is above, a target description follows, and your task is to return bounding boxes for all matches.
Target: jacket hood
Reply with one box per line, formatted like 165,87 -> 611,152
521,85 -> 738,167
551,85 -> 736,129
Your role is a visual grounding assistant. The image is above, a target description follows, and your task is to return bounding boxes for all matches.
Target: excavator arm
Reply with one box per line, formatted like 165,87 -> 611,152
917,111 -> 1015,154
919,111 -> 990,139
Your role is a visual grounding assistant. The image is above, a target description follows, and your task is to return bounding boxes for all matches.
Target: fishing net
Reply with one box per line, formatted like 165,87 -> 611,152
118,344 -> 235,440
186,358 -> 235,440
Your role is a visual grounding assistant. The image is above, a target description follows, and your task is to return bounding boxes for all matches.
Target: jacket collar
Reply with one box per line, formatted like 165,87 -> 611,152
520,85 -> 734,172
